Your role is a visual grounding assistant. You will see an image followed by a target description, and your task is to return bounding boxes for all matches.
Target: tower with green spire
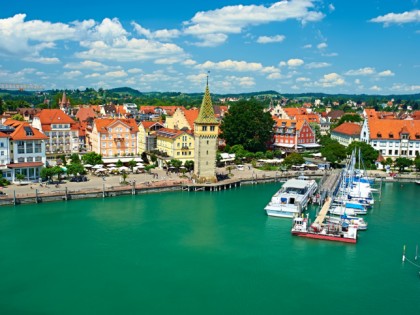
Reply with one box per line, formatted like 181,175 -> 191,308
193,78 -> 219,183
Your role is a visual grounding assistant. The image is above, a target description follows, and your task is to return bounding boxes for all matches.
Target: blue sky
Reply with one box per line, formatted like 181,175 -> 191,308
0,0 -> 419,94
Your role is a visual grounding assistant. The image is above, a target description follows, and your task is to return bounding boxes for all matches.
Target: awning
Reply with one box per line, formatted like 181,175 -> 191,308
298,143 -> 321,148
102,157 -> 144,163
6,162 -> 44,168
273,143 -> 295,148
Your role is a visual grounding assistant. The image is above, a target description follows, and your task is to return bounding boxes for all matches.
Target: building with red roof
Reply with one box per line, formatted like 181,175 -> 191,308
32,109 -> 81,159
1,120 -> 48,182
86,118 -> 139,157
272,117 -> 318,152
331,122 -> 362,147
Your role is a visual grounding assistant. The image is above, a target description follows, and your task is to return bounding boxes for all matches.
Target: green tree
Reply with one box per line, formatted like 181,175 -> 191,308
414,156 -> 420,172
16,173 -> 25,183
184,160 -> 194,171
220,99 -> 275,152
320,140 -> 347,166
120,170 -> 128,184
127,159 -> 137,171
283,152 -> 305,167
66,163 -> 85,176
346,141 -> 379,169
309,122 -> 321,141
170,159 -> 182,171
82,152 -> 103,165
69,153 -> 81,165
40,167 -> 55,181
52,165 -> 65,182
394,157 -> 412,172
116,159 -> 123,167
11,113 -> 24,121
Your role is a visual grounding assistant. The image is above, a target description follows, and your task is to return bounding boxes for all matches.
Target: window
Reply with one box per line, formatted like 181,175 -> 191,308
35,156 -> 42,162
102,134 -> 106,139
108,128 -> 112,132
388,150 -> 392,155
177,152 -> 180,156
26,142 -> 34,153
394,150 -> 398,155
202,126 -> 207,131
27,157 -> 33,162
17,141 -> 25,154
34,142 -> 42,153
18,157 -> 24,163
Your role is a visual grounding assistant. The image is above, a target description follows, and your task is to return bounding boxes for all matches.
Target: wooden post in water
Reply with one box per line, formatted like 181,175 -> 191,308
13,190 -> 16,205
64,187 -> 68,201
132,181 -> 136,195
102,183 -> 105,198
35,189 -> 38,203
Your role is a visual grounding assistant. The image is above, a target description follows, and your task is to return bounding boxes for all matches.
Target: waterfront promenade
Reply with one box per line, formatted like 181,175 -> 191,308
0,165 -> 417,206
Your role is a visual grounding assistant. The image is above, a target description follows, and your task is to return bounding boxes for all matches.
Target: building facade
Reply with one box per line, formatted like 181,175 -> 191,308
272,119 -> 317,152
331,122 -> 362,147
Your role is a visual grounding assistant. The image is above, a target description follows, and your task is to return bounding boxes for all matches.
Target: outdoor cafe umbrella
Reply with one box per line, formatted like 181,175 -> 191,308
107,163 -> 117,167
92,164 -> 104,169
83,164 -> 93,168
119,166 -> 130,172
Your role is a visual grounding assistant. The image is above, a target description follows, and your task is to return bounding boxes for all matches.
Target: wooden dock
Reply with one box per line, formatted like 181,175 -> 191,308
314,197 -> 332,225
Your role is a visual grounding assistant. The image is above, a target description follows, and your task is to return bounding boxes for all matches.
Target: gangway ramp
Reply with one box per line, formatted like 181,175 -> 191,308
314,197 -> 332,225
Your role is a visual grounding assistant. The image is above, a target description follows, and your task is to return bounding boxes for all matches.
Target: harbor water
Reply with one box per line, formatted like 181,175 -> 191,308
0,182 -> 419,314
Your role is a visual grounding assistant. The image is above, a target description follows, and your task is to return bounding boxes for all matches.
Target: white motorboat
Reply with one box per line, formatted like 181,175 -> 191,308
264,178 -> 318,218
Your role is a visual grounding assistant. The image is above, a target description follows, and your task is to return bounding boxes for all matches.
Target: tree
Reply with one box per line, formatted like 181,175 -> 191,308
394,157 -> 412,172
120,170 -> 128,184
346,141 -> 379,169
283,152 -> 305,167
220,99 -> 275,152
128,159 -> 137,171
170,159 -> 182,171
11,113 -> 24,121
116,159 -> 123,167
66,163 -> 85,176
16,173 -> 25,183
414,155 -> 420,172
82,152 -> 103,165
40,167 -> 55,181
309,122 -> 321,142
320,140 -> 347,166
69,153 -> 81,165
184,160 -> 194,171
52,165 -> 65,182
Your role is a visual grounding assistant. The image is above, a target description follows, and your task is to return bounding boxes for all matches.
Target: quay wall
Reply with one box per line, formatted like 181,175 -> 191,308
0,171 -> 417,207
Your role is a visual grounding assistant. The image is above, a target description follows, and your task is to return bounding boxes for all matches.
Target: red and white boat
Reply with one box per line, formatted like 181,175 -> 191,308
291,217 -> 357,244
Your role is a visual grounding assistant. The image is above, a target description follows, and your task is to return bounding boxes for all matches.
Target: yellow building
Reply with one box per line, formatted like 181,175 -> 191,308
154,128 -> 195,166
137,121 -> 164,154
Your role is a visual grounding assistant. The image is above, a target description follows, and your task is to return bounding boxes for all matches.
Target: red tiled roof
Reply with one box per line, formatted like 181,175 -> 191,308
94,118 -> 139,133
0,131 -> 9,138
183,109 -> 199,129
3,120 -> 48,140
332,122 -> 362,136
283,107 -> 307,117
156,128 -> 192,139
272,117 -> 305,130
368,118 -> 420,140
76,107 -> 98,122
35,109 -> 76,125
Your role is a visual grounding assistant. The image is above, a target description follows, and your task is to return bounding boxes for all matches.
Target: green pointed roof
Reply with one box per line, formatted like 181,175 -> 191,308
195,83 -> 218,124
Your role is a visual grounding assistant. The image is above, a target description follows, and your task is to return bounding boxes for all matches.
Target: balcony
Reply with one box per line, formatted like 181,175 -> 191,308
114,137 -> 124,142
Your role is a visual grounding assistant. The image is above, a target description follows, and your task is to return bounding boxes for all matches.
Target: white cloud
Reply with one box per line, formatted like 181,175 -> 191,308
186,73 -> 208,84
196,60 -> 264,72
127,68 -> 143,74
370,85 -> 382,91
305,62 -> 331,69
329,4 -> 335,12
256,35 -> 285,44
287,58 -> 304,67
390,83 -> 420,92
303,44 -> 312,49
317,42 -> 327,49
378,70 -> 395,77
318,73 -> 345,87
370,10 -> 420,26
85,73 -> 101,78
345,67 -> 376,76
182,59 -> 197,66
267,72 -> 282,80
76,38 -> 185,62
64,60 -> 111,71
183,0 -> 324,46
132,22 -> 180,41
63,71 -> 82,79
104,70 -> 127,78
296,77 -> 310,82
154,57 -> 182,64
25,57 -> 60,64
354,79 -> 361,84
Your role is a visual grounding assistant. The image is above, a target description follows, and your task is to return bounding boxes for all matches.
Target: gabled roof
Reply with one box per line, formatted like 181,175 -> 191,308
327,110 -> 345,120
35,109 -> 76,125
332,122 -> 361,137
273,117 -> 305,131
412,110 -> 420,120
140,121 -> 164,130
294,113 -> 320,123
94,118 -> 139,133
7,121 -> 48,140
183,109 -> 199,129
0,131 -> 9,138
76,107 -> 98,122
283,107 -> 307,117
367,118 -> 420,140
156,127 -> 192,139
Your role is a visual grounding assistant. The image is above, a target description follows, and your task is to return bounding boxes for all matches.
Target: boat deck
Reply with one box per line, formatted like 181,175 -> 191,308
314,197 -> 332,225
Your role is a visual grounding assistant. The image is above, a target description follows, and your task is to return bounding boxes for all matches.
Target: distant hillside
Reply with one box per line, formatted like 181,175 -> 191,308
108,87 -> 142,96
281,92 -> 420,102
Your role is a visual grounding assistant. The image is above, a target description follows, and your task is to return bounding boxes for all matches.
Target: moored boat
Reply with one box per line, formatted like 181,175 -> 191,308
264,178 -> 318,218
291,217 -> 357,243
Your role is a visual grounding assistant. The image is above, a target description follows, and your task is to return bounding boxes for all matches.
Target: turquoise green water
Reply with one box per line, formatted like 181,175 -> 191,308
0,182 -> 419,315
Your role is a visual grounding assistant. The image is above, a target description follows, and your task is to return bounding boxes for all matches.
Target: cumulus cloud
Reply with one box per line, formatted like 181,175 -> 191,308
183,0 -> 324,46
328,4 -> 335,12
182,59 -> 197,66
345,67 -> 376,76
296,77 -> 310,82
390,83 -> 420,92
370,85 -> 382,91
63,71 -> 82,79
370,10 -> 420,26
196,59 -> 264,72
104,70 -> 127,78
378,70 -> 395,77
256,35 -> 285,44
317,42 -> 327,49
85,73 -> 101,78
267,72 -> 282,80
287,59 -> 304,67
303,44 -> 312,49
64,60 -> 112,71
305,62 -> 331,69
132,22 -> 180,41
25,57 -> 60,64
318,73 -> 345,87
